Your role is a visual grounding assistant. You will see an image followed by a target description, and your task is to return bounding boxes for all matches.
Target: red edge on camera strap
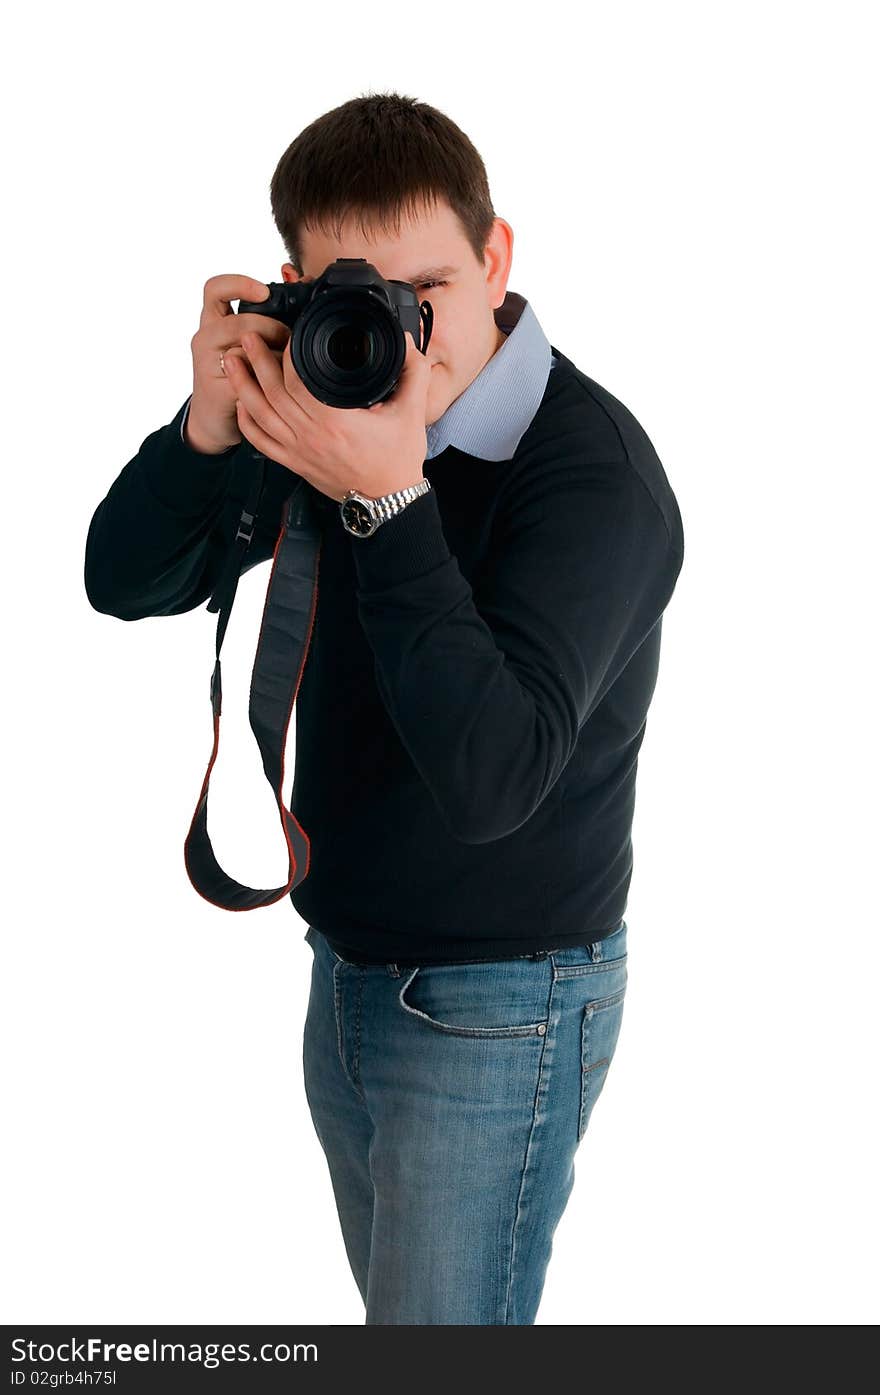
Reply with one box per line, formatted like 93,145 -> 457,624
183,496 -> 321,911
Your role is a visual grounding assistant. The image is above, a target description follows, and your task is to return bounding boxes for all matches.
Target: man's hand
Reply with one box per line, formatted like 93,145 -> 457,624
224,329 -> 432,501
185,275 -> 290,454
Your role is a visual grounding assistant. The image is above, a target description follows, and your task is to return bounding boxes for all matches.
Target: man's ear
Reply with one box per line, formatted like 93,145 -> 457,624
281,263 -> 311,284
484,217 -> 514,309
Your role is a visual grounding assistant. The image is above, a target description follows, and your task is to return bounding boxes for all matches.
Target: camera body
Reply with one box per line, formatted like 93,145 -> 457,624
237,257 -> 434,410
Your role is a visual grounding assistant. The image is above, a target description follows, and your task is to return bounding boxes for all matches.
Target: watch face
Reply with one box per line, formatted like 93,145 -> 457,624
341,496 -> 378,536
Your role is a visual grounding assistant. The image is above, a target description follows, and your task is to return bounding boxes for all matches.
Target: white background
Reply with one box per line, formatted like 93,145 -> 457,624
2,0 -> 877,1327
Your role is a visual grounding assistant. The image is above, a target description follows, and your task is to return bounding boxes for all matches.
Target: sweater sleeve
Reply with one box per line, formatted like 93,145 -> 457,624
84,395 -> 296,621
350,453 -> 684,844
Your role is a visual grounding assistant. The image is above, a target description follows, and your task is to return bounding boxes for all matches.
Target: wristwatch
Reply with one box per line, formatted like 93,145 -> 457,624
339,479 -> 432,538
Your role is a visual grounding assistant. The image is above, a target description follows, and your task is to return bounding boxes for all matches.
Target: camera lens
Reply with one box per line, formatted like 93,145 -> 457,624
296,291 -> 403,407
319,308 -> 382,376
326,323 -> 373,372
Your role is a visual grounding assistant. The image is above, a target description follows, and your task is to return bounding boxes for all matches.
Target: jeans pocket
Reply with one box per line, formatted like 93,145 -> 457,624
578,987 -> 626,1140
397,957 -> 551,1039
551,920 -> 628,977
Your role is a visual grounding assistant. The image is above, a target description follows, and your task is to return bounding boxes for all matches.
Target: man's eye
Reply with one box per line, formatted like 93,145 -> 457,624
419,280 -> 447,290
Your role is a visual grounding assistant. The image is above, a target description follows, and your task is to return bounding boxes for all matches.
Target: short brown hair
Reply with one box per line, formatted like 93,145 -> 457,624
269,91 -> 497,277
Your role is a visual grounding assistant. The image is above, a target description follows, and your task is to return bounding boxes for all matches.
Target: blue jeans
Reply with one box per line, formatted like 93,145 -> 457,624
302,919 -> 628,1325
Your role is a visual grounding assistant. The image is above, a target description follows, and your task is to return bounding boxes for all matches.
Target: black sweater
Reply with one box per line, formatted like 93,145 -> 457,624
85,347 -> 684,964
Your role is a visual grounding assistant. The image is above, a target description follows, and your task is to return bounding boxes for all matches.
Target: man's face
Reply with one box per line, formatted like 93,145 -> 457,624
280,197 -> 513,428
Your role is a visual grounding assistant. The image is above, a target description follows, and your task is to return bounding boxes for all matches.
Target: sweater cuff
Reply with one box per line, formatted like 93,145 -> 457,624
141,395 -> 241,516
350,484 -> 452,590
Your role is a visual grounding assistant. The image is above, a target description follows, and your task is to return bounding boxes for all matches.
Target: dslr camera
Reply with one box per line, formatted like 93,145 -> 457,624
237,257 -> 434,410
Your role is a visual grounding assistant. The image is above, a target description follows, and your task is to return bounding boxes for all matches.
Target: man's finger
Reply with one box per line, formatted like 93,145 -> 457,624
241,332 -> 286,407
202,275 -> 270,324
244,332 -> 314,424
225,353 -> 292,443
278,338 -> 318,422
236,402 -> 290,469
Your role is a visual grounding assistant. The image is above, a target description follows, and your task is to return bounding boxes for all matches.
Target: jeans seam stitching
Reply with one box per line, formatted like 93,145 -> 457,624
352,970 -> 365,1089
554,956 -> 628,979
333,960 -> 366,1098
332,961 -> 348,1085
504,974 -> 558,1323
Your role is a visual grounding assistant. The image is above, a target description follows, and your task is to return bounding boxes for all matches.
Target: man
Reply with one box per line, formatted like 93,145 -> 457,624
85,92 -> 684,1324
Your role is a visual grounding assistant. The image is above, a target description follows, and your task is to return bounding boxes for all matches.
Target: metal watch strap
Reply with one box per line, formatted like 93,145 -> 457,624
371,478 -> 432,523
340,478 -> 433,537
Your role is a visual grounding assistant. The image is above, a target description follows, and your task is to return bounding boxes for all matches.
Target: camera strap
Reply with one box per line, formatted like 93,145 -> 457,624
183,458 -> 321,910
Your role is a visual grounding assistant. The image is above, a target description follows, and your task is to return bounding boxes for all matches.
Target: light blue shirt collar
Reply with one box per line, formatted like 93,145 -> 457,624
425,291 -> 556,462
